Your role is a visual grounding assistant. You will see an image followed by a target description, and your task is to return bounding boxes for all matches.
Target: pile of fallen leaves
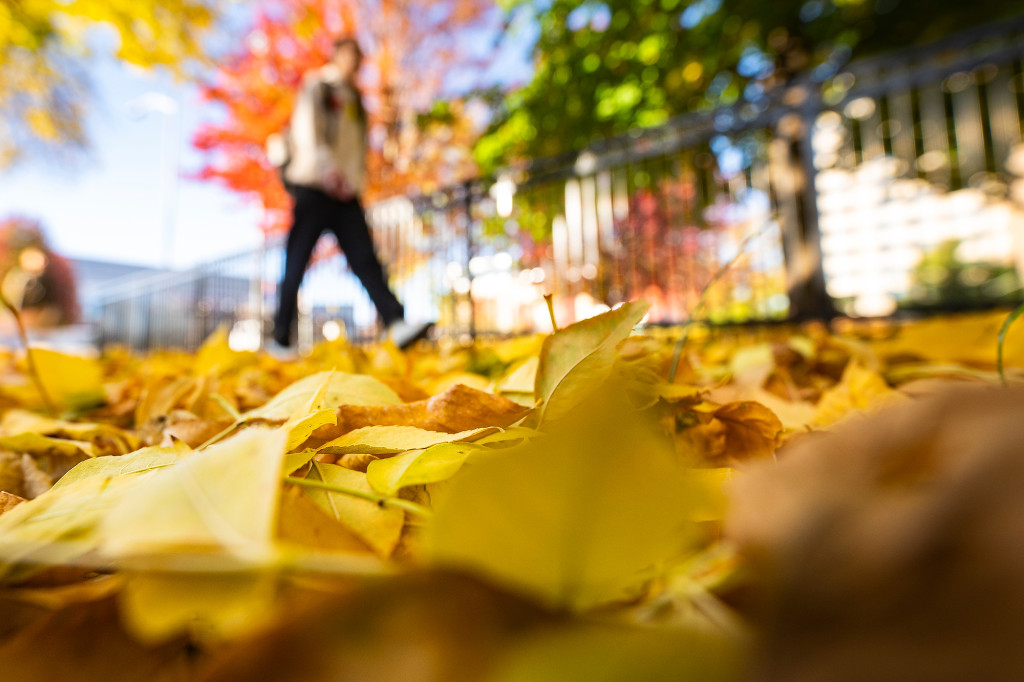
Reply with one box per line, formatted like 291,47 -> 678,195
2,304 -> 1024,681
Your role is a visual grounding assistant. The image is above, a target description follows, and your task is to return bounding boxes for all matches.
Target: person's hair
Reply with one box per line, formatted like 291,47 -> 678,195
332,37 -> 363,61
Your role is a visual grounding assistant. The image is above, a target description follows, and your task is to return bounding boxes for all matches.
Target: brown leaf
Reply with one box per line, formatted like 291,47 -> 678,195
194,572 -> 552,682
376,376 -> 431,403
0,594 -> 191,682
160,411 -> 233,448
726,386 -> 1024,682
0,452 -> 23,497
19,455 -> 52,499
0,491 -> 25,516
336,453 -> 379,472
669,401 -> 783,464
712,401 -> 783,462
314,384 -> 529,442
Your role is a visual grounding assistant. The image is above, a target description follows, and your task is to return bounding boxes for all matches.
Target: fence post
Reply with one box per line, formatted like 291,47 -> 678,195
777,87 -> 835,321
463,181 -> 476,340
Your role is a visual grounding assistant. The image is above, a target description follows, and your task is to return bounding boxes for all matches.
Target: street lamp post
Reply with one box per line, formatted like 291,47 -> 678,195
127,92 -> 181,270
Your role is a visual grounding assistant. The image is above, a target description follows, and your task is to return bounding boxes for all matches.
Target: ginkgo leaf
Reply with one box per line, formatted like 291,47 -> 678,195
282,449 -> 318,476
534,300 -> 649,422
428,384 -> 698,610
119,568 -> 279,645
53,441 -> 191,489
0,432 -> 96,459
0,409 -> 138,454
497,356 -> 539,396
813,362 -> 906,427
365,428 -> 536,496
244,372 -> 400,422
27,348 -> 105,410
366,443 -> 479,497
0,474 -> 138,582
194,326 -> 254,377
317,425 -> 498,456
282,409 -> 337,452
101,428 -> 287,559
276,486 -> 371,554
303,462 -> 405,558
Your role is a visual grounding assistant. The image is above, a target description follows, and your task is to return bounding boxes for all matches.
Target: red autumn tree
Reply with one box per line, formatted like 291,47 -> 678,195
192,0 -> 498,235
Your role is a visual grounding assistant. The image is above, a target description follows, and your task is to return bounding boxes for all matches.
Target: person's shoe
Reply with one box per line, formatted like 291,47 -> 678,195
388,319 -> 434,350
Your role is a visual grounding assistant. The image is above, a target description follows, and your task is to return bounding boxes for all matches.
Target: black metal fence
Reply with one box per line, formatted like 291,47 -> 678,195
96,16 -> 1024,351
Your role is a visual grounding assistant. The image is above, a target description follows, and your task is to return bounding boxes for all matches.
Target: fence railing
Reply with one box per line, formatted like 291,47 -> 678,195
95,16 -> 1024,351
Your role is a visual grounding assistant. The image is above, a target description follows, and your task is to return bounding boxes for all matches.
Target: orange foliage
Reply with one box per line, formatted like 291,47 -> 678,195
192,0 -> 496,235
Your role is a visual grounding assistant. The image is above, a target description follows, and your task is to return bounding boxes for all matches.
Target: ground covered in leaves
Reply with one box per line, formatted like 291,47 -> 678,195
1,305 -> 1024,681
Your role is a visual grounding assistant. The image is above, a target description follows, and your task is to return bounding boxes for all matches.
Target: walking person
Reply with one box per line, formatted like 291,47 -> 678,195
267,37 -> 432,350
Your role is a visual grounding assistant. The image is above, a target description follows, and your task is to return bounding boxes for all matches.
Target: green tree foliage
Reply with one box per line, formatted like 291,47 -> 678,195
476,0 -> 1023,171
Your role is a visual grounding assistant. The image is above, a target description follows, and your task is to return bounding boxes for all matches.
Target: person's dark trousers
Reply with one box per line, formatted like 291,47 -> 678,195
273,185 -> 404,346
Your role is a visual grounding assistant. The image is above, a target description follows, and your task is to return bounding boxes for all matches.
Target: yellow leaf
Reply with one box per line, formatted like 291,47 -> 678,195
194,326 -> 253,376
276,486 -> 370,554
101,428 -> 286,559
119,569 -> 278,645
25,348 -> 104,410
282,409 -> 337,452
496,356 -> 539,396
317,425 -> 499,456
0,432 -> 96,459
54,441 -> 190,489
366,442 -> 478,497
535,300 -> 649,422
813,362 -> 906,427
428,385 -> 697,610
304,462 -> 404,558
365,428 -> 535,496
0,474 -> 137,582
244,372 -> 400,422
0,409 -> 138,454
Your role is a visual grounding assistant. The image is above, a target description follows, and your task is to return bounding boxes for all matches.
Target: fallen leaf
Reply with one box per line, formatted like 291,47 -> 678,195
327,384 -> 529,436
318,425 -> 498,456
428,384 -> 697,610
0,433 -> 96,459
302,462 -> 405,558
0,491 -> 25,515
813,362 -> 905,427
18,455 -> 52,499
245,372 -> 400,423
534,300 -> 649,422
100,428 -> 287,560
54,441 -> 190,490
275,486 -> 370,554
366,443 -> 478,497
727,385 -> 1024,682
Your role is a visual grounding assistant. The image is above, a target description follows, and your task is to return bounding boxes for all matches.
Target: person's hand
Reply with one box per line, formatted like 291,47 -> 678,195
322,168 -> 355,200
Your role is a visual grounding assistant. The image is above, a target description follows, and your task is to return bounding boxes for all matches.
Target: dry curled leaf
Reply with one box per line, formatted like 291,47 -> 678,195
320,384 -> 529,439
336,453 -> 379,473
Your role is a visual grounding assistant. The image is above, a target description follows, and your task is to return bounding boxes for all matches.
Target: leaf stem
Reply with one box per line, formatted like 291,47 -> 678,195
997,301 -> 1024,387
0,289 -> 56,416
211,393 -> 241,421
284,476 -> 432,518
544,293 -> 558,331
668,225 -> 771,382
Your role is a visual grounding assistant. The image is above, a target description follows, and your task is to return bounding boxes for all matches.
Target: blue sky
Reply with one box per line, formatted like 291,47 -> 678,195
0,56 -> 266,269
0,5 -> 536,270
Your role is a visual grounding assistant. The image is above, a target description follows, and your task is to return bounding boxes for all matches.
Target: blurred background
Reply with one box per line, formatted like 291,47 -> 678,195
2,0 -> 1024,351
